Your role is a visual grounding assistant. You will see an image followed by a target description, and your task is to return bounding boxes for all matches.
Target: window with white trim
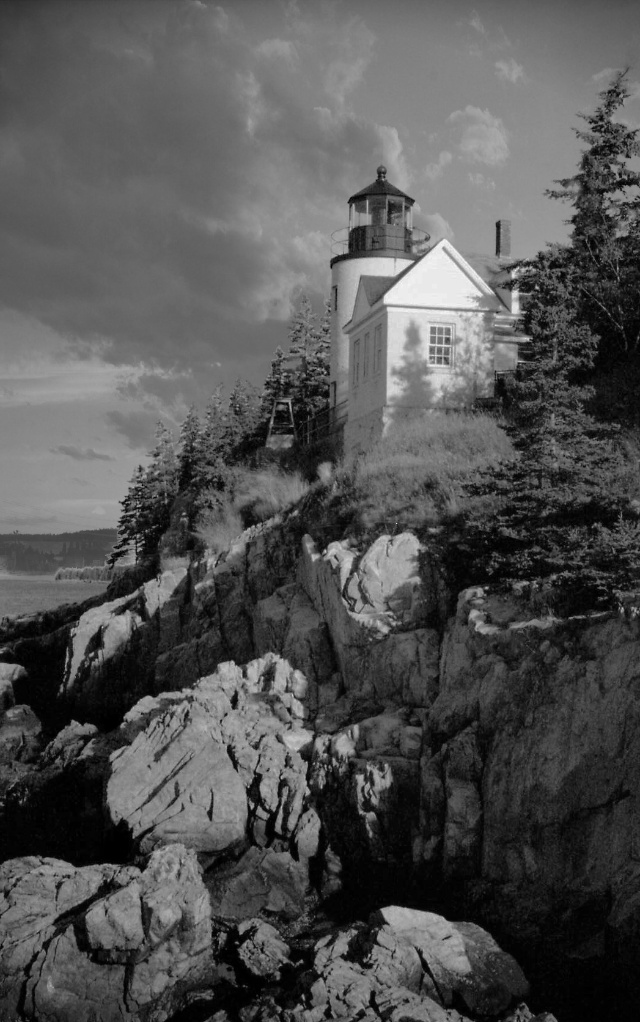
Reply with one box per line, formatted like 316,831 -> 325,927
353,339 -> 360,386
428,324 -> 454,367
373,324 -> 382,374
363,332 -> 370,378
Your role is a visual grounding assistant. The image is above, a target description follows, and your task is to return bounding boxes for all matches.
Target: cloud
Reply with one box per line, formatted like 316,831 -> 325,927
495,58 -> 525,84
592,67 -> 622,84
51,445 -> 115,462
448,107 -> 509,166
420,213 -> 454,244
0,0 -> 392,383
321,17 -> 376,109
425,151 -> 453,182
463,10 -> 510,49
255,38 -> 298,65
468,172 -> 496,190
468,11 -> 486,36
105,410 -> 166,451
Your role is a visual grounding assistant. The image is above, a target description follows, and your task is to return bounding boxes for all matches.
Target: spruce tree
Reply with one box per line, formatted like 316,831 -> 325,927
285,293 -> 330,423
547,68 -> 640,360
177,406 -> 202,493
225,378 -> 262,458
194,385 -> 231,509
262,347 -> 293,418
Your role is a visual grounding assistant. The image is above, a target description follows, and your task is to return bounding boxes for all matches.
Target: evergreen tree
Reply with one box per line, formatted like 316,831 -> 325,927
285,293 -> 330,423
225,378 -> 262,457
193,385 -> 231,509
262,346 -> 293,418
148,422 -> 178,508
177,406 -> 202,492
108,465 -> 151,565
547,68 -> 640,360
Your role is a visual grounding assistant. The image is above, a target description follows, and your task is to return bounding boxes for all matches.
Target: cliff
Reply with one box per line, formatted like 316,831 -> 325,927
1,510 -> 638,1020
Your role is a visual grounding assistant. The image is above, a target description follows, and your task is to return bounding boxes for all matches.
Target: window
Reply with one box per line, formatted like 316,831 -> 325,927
332,285 -> 338,312
330,381 -> 337,407
353,339 -> 360,387
373,324 -> 382,374
428,324 -> 453,367
363,333 -> 370,378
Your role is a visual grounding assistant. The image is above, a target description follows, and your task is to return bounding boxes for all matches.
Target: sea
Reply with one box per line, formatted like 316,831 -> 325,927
0,572 -> 110,621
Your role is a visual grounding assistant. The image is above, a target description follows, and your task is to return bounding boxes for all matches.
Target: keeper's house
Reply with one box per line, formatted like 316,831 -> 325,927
329,166 -> 528,453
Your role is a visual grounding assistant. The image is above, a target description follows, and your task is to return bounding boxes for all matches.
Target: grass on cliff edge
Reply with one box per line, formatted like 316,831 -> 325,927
307,412 -> 514,545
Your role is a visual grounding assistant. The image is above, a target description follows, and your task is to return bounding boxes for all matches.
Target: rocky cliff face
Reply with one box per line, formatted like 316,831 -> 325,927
2,513 -> 638,1020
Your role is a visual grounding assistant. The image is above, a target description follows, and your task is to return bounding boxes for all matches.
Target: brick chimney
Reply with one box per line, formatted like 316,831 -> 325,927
495,219 -> 511,258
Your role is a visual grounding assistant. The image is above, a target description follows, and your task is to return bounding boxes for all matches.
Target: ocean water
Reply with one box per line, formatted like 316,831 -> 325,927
0,572 -> 109,620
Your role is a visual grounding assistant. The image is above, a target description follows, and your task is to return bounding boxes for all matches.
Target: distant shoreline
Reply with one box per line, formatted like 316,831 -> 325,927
0,571 -> 110,583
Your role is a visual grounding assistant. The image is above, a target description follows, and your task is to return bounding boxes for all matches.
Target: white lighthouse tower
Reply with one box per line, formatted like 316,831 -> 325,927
329,166 -> 427,412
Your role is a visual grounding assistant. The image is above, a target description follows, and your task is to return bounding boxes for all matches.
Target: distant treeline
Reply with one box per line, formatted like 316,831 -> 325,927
54,565 -> 113,582
0,529 -> 117,575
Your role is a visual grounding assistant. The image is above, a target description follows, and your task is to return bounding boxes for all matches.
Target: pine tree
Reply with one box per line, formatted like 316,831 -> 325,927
225,378 -> 262,458
547,68 -> 640,359
262,347 -> 293,419
285,293 -> 330,423
177,406 -> 202,493
108,465 -> 151,565
193,385 -> 231,509
148,422 -> 178,508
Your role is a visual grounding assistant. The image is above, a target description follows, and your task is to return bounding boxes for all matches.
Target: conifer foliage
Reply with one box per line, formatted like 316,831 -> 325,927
463,71 -> 640,604
263,293 -> 330,426
547,69 -> 640,364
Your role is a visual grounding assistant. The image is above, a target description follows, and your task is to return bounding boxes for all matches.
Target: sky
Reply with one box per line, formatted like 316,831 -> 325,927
1,0 -> 639,534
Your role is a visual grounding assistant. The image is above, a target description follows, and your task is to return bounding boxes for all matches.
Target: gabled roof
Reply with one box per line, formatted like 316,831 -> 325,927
346,239 -> 507,333
463,253 -> 513,288
359,276 -> 398,306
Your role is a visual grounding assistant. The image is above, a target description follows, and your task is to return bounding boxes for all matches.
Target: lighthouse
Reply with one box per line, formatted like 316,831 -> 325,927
329,166 -> 426,411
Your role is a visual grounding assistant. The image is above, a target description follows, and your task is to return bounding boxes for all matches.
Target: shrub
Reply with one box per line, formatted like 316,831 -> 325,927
335,412 -> 514,539
231,467 -> 309,525
195,502 -> 245,556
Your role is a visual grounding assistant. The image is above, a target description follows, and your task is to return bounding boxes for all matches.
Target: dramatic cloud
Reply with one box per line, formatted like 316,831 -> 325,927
424,151 -> 453,182
448,107 -> 510,166
495,58 -> 525,84
51,445 -> 115,461
0,0 -> 400,383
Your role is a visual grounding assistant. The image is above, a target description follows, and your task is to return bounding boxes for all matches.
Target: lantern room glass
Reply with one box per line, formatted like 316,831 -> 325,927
349,196 -> 412,230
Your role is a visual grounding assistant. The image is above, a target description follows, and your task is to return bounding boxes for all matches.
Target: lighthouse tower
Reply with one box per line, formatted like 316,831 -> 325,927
329,166 -> 425,411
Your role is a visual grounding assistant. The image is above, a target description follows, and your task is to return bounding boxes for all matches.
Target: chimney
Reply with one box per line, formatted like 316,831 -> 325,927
495,219 -> 511,258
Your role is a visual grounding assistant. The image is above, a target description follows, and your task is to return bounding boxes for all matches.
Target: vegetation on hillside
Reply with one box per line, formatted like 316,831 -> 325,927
108,293 -> 329,567
109,72 -> 640,612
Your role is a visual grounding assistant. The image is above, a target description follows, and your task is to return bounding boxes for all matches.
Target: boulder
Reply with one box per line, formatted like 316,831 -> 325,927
106,655 -> 315,858
58,566 -> 188,727
0,662 -> 24,711
206,846 -> 309,923
107,696 -> 248,856
0,704 -> 42,765
298,535 -> 440,708
305,907 -> 529,1022
0,843 -> 212,1022
372,906 -> 529,1016
310,709 -> 422,872
235,918 -> 292,978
